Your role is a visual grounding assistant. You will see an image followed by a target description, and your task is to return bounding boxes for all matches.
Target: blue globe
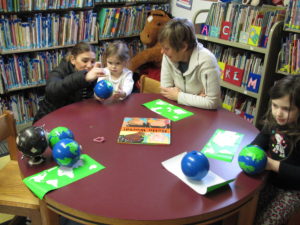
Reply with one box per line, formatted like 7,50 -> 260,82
181,151 -> 209,181
238,145 -> 267,175
52,138 -> 81,167
48,126 -> 74,149
94,80 -> 114,99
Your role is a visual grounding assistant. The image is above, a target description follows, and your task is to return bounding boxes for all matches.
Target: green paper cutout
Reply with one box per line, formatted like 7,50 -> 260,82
201,129 -> 244,162
143,99 -> 194,121
23,154 -> 105,199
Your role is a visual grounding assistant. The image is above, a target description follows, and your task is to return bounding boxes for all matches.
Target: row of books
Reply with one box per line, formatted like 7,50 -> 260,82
205,42 -> 263,91
221,88 -> 256,124
0,10 -> 97,51
284,0 -> 300,30
98,4 -> 169,39
202,2 -> 285,48
0,39 -> 144,93
0,0 -> 93,12
0,90 -> 42,124
0,49 -> 67,93
95,0 -> 168,3
278,33 -> 300,74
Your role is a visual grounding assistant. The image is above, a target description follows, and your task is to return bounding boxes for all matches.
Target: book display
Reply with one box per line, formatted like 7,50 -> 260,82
0,0 -> 169,129
193,2 -> 284,128
276,0 -> 300,75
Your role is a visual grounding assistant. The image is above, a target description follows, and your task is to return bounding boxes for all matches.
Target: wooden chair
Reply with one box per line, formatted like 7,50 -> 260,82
139,74 -> 161,94
0,110 -> 58,225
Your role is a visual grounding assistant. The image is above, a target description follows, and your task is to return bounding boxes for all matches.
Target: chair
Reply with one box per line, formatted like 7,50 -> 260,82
0,110 -> 56,225
139,74 -> 161,94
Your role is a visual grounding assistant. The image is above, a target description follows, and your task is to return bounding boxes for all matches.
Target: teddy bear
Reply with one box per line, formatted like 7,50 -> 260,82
128,10 -> 172,75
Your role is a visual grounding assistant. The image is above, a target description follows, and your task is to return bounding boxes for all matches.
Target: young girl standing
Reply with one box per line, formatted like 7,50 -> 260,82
251,75 -> 300,225
95,41 -> 134,102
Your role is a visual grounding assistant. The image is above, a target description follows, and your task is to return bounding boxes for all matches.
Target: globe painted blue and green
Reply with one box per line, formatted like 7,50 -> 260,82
52,138 -> 81,167
48,126 -> 74,149
238,145 -> 267,175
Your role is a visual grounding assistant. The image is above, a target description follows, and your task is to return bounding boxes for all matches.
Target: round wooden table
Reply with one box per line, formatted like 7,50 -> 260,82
19,93 -> 265,225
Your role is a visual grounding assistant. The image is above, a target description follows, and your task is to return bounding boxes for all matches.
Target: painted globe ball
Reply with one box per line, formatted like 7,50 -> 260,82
48,126 -> 74,149
181,151 -> 209,181
238,145 -> 267,175
52,138 -> 81,167
94,80 -> 114,99
16,126 -> 48,157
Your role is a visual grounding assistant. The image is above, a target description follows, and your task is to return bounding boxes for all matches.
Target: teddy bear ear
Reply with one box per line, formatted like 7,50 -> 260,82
242,0 -> 252,4
250,0 -> 260,6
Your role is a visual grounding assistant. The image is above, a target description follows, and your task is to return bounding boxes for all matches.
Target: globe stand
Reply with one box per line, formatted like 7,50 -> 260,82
26,155 -> 45,166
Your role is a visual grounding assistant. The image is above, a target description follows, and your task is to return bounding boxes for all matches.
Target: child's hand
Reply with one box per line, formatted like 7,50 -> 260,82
112,89 -> 126,101
94,93 -> 105,102
85,62 -> 106,82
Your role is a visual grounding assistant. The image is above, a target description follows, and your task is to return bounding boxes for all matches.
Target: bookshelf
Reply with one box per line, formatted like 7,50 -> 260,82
193,5 -> 283,128
0,0 -> 169,130
276,0 -> 300,75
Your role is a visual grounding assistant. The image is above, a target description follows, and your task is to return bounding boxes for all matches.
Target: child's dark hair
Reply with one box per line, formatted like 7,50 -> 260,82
105,41 -> 130,62
264,75 -> 300,137
66,42 -> 94,61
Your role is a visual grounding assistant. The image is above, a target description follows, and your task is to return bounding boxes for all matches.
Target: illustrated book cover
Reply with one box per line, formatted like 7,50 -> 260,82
117,117 -> 171,145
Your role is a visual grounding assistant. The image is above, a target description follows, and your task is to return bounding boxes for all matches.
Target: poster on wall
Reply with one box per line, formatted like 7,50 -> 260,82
176,0 -> 193,10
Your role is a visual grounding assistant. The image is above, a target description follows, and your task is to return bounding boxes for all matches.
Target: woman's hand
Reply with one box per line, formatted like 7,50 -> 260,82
160,87 -> 180,101
85,62 -> 106,82
265,157 -> 280,172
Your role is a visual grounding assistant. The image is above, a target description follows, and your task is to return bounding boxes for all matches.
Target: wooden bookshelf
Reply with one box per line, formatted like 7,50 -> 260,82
193,7 -> 283,128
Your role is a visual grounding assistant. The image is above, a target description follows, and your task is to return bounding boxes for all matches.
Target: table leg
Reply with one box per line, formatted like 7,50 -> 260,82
39,200 -> 60,225
237,192 -> 259,225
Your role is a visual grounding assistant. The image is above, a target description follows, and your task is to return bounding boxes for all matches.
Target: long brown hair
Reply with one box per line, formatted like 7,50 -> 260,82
263,75 -> 300,147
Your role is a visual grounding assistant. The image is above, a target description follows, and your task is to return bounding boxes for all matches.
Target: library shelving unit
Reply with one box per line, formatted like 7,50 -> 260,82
276,28 -> 300,76
0,0 -> 169,130
193,9 -> 283,128
0,4 -> 99,130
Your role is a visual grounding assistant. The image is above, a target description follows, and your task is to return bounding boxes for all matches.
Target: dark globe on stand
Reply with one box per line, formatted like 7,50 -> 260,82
181,151 -> 210,181
238,145 -> 267,175
52,138 -> 81,167
16,126 -> 48,166
48,126 -> 74,149
94,80 -> 114,99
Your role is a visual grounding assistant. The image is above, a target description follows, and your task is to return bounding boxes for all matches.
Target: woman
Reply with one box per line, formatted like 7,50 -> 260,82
158,18 -> 221,109
33,42 -> 103,122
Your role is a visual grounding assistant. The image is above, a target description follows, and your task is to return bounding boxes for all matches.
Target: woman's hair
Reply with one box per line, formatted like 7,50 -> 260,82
105,41 -> 130,62
158,17 -> 197,52
66,42 -> 94,61
264,75 -> 300,138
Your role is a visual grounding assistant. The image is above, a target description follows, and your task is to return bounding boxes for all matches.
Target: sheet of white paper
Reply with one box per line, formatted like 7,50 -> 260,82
161,152 -> 227,195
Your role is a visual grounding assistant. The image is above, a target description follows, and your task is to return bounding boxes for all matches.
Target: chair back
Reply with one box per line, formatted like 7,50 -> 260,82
0,110 -> 18,160
139,75 -> 161,94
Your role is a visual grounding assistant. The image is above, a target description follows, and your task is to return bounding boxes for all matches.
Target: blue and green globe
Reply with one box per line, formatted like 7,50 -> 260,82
52,138 -> 81,167
48,126 -> 74,149
238,145 -> 267,175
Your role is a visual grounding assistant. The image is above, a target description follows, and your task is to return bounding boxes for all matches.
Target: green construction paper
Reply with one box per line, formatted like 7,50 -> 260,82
143,99 -> 194,121
206,178 -> 235,193
23,154 -> 105,199
201,129 -> 244,162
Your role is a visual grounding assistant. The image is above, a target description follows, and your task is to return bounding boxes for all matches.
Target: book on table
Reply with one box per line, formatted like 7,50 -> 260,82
117,117 -> 171,145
